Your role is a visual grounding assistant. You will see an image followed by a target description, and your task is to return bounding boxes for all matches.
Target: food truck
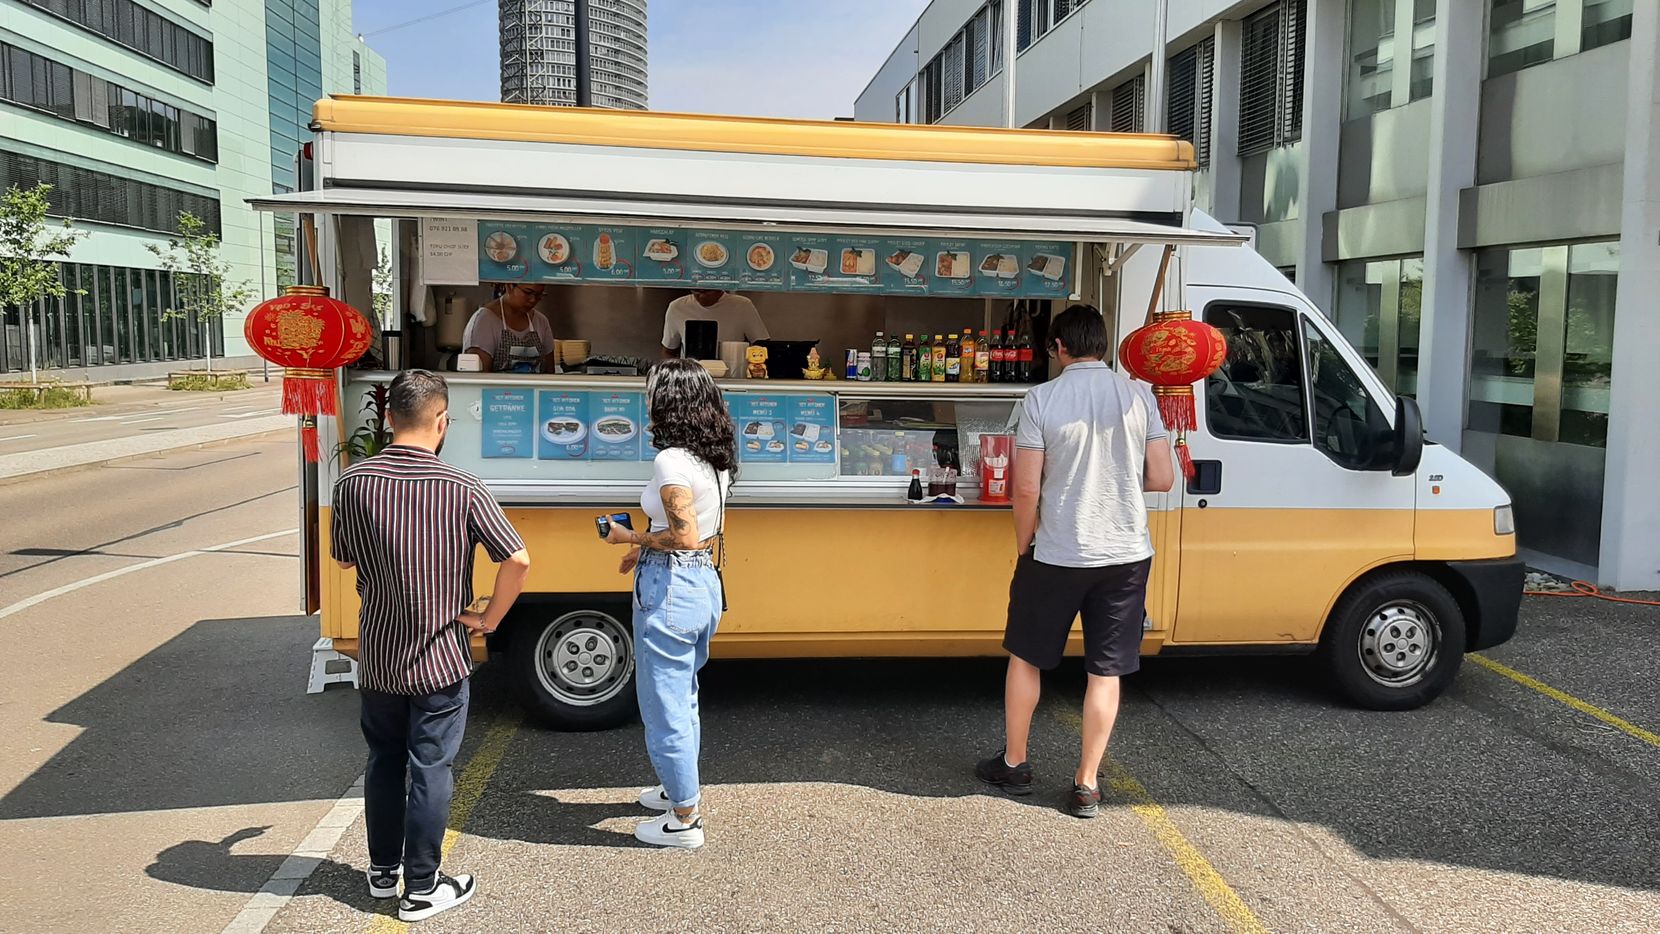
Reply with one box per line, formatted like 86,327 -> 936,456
254,96 -> 1522,728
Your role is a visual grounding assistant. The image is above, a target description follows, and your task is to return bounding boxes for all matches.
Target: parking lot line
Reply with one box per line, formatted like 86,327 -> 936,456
1468,653 -> 1660,750
364,714 -> 522,934
1054,709 -> 1269,934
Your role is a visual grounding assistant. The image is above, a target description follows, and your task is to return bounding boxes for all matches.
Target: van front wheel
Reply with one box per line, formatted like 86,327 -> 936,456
1318,572 -> 1466,711
509,608 -> 637,730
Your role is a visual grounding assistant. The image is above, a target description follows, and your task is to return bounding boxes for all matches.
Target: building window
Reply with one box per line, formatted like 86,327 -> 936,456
0,149 -> 220,236
1016,0 -> 1085,53
0,261 -> 221,375
0,43 -> 217,162
1488,0 -> 1556,77
918,1 -> 1002,123
1466,240 -> 1618,569
1065,101 -> 1092,131
1110,74 -> 1145,133
1238,0 -> 1306,157
20,0 -> 213,83
1335,256 -> 1422,396
1581,0 -> 1633,52
352,50 -> 362,94
1167,38 -> 1214,166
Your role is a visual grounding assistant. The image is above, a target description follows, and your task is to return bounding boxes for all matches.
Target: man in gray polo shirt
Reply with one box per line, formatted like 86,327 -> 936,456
976,304 -> 1174,818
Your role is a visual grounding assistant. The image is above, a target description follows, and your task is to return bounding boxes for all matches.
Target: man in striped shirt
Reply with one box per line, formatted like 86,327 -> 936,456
331,369 -> 530,923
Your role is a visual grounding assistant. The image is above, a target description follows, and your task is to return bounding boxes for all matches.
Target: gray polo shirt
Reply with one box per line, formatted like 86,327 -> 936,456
1014,361 -> 1168,568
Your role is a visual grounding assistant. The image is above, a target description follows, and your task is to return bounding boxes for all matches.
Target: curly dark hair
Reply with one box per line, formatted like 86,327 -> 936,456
645,358 -> 737,474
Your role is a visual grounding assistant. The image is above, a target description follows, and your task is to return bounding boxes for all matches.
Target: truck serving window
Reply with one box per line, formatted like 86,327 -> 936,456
1202,303 -> 1310,444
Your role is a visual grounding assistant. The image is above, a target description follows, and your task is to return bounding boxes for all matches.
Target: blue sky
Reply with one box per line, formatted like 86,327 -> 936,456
352,0 -> 928,118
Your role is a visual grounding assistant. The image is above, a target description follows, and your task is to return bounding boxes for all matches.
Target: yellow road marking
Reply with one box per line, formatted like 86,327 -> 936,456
1468,653 -> 1660,750
366,715 -> 521,933
1054,710 -> 1269,934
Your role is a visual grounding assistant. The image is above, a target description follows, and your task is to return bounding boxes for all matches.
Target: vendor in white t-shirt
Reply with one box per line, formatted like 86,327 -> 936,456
660,289 -> 769,359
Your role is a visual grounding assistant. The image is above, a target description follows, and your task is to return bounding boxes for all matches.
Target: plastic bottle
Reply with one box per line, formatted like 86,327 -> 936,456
901,333 -> 918,381
945,333 -> 962,382
872,331 -> 888,381
931,334 -> 947,382
919,335 -> 934,382
1016,324 -> 1034,383
974,329 -> 991,383
990,330 -> 1007,383
959,331 -> 976,383
886,334 -> 902,381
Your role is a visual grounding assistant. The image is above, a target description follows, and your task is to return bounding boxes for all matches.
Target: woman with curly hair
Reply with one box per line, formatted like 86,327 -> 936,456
604,357 -> 735,849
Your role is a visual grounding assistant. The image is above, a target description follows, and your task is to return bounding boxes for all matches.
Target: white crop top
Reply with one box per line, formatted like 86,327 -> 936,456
641,447 -> 730,540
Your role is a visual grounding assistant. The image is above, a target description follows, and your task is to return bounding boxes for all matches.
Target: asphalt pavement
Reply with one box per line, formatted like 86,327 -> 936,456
1,430 -> 1657,933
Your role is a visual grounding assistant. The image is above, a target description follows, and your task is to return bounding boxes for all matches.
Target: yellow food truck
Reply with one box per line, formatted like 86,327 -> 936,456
256,96 -> 1522,728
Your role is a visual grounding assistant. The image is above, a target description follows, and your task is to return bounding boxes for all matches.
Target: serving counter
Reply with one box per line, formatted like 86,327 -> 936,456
341,371 -> 1029,507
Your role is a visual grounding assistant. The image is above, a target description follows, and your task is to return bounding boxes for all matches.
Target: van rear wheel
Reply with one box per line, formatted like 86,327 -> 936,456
1318,571 -> 1465,711
509,607 -> 637,730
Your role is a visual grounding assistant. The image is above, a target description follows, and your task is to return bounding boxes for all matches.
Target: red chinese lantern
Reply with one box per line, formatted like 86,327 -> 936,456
1119,311 -> 1228,480
244,284 -> 373,461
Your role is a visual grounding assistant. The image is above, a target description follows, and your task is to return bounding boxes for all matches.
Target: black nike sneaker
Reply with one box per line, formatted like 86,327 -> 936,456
1069,783 -> 1102,818
975,751 -> 1034,796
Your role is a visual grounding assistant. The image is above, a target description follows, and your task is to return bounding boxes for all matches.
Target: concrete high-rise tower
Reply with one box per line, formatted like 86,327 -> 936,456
499,0 -> 648,110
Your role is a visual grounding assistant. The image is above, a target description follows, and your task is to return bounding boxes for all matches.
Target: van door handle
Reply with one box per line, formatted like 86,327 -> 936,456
1187,459 -> 1222,496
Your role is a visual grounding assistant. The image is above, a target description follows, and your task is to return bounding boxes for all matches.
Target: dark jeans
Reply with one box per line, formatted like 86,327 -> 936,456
360,678 -> 470,891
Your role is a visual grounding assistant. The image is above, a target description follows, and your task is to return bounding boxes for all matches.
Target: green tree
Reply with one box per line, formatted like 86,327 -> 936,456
146,211 -> 254,372
0,184 -> 86,382
373,246 -> 393,326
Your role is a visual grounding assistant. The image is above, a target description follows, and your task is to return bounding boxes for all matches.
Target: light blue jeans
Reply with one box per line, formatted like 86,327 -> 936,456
633,549 -> 723,809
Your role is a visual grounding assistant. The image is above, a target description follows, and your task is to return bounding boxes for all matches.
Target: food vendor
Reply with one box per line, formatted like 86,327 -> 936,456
660,289 -> 769,359
463,283 -> 557,374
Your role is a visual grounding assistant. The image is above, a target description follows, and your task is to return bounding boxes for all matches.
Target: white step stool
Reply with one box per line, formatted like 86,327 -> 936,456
307,637 -> 359,693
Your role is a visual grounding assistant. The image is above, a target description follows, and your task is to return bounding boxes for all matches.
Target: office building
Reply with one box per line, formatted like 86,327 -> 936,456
499,0 -> 648,110
856,1 -> 1655,590
0,0 -> 386,381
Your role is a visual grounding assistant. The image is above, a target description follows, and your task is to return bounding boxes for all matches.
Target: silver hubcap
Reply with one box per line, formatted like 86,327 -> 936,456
533,611 -> 633,707
1358,600 -> 1440,687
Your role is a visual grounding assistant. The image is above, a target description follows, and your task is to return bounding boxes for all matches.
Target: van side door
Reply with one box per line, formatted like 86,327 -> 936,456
1172,291 -> 1415,646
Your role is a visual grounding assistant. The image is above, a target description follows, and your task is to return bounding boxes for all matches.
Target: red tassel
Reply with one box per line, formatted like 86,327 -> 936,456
1174,437 -> 1195,479
300,417 -> 321,462
281,376 -> 335,417
1155,392 -> 1196,435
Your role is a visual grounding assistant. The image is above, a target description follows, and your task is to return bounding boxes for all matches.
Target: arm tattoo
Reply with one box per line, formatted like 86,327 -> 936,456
637,485 -> 701,551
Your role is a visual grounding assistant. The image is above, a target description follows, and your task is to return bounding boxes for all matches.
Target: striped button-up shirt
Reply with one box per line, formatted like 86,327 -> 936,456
331,445 -> 525,694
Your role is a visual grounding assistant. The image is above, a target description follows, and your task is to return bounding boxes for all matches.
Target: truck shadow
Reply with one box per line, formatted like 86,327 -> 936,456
461,652 -> 1660,894
4,611 -> 1656,899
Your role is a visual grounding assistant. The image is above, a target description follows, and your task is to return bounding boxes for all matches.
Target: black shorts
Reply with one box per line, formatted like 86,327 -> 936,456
1003,554 -> 1153,677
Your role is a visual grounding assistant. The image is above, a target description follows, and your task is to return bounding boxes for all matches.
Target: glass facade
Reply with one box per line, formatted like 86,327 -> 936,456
1488,0 -> 1556,76
1347,0 -> 1435,119
267,0 -> 324,196
1466,241 -> 1619,569
1335,257 -> 1422,396
0,263 -> 223,374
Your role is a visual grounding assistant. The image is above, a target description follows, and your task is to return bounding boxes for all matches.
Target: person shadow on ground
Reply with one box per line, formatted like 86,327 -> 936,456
145,826 -> 363,910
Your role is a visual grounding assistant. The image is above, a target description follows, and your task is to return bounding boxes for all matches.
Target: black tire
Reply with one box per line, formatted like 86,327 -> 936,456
507,605 -> 638,730
1317,571 -> 1466,711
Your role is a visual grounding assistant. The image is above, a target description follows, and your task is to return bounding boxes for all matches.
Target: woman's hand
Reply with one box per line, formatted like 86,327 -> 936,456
605,523 -> 636,546
618,546 -> 641,575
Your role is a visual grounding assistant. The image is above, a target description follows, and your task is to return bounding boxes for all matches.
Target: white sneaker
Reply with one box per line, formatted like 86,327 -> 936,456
638,785 -> 672,811
635,812 -> 705,849
366,864 -> 401,899
398,872 -> 476,922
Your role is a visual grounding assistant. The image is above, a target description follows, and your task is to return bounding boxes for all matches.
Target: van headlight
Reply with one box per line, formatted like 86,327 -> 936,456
1495,504 -> 1515,536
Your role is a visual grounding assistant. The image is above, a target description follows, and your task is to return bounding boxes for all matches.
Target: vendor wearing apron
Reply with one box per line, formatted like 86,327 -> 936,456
462,284 -> 557,374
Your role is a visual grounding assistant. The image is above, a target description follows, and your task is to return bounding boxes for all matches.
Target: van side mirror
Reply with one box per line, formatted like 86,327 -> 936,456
1391,395 -> 1424,477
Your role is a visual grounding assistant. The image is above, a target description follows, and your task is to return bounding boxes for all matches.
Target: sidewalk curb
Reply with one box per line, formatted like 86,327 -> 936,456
0,420 -> 295,488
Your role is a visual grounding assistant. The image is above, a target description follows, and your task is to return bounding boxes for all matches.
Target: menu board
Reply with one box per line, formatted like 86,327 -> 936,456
786,395 -> 836,464
729,394 -> 789,464
480,388 -> 534,458
536,391 -> 590,460
589,391 -> 645,461
477,223 -> 1070,298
